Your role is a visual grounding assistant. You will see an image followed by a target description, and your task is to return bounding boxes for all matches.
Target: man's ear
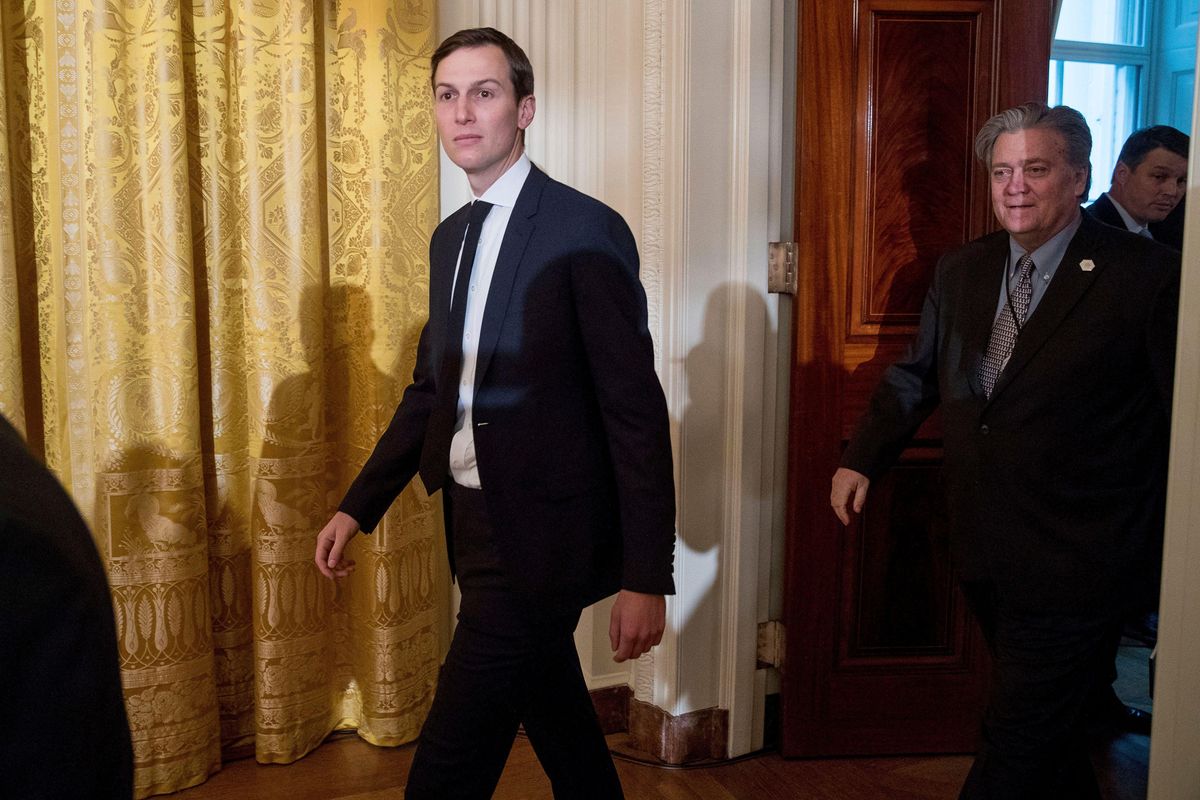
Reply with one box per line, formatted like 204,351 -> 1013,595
517,94 -> 536,131
1112,161 -> 1131,190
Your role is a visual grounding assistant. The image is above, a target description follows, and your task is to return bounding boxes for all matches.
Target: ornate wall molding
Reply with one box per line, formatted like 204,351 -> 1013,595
1151,64 -> 1200,793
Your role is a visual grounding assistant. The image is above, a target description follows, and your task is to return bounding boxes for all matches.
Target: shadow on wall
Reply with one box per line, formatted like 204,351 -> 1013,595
672,282 -> 773,712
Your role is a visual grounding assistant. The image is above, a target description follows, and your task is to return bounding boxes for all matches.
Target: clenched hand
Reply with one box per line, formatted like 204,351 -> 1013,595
314,510 -> 361,579
609,589 -> 665,663
830,467 -> 870,526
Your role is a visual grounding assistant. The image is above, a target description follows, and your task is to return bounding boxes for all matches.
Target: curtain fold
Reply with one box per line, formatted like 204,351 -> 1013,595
0,0 -> 25,434
0,1 -> 444,796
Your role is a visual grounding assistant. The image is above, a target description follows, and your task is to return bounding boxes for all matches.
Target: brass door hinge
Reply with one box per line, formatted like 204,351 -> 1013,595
757,619 -> 785,669
767,242 -> 797,295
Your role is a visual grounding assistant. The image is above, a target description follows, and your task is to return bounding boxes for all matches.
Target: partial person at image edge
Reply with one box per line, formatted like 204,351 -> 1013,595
0,413 -> 134,799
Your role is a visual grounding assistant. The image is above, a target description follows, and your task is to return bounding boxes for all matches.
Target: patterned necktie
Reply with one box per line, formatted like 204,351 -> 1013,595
978,254 -> 1035,399
420,200 -> 493,491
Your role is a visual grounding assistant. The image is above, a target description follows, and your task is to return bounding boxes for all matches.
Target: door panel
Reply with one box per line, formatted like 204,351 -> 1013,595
1152,0 -> 1198,132
843,459 -> 954,659
851,3 -> 994,335
782,0 -> 1050,757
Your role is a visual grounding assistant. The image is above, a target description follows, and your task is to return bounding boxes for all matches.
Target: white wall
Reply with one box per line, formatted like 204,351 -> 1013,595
435,0 -> 793,757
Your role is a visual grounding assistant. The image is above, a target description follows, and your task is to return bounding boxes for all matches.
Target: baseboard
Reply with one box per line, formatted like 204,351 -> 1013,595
626,697 -> 728,764
589,685 -> 633,735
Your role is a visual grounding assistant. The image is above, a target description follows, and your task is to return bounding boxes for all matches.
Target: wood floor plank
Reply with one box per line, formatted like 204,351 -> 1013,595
173,729 -> 1150,799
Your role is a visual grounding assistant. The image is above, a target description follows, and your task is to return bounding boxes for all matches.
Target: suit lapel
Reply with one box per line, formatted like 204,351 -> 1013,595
961,237 -> 1009,400
473,166 -> 548,390
987,211 -> 1104,403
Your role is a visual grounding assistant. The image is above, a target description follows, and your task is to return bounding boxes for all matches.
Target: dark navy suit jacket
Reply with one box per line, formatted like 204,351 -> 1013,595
340,165 -> 676,607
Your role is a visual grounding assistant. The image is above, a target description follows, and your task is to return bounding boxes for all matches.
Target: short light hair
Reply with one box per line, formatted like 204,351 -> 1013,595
974,102 -> 1093,199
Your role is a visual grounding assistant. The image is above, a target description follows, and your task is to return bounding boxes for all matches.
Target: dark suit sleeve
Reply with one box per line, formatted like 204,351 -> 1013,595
569,210 -> 676,595
841,256 -> 946,478
338,247 -> 441,533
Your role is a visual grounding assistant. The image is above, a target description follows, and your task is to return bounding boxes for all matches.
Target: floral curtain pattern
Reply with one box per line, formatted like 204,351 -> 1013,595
0,0 -> 444,795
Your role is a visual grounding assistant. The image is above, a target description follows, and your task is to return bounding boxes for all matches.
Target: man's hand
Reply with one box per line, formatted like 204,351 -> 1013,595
831,467 -> 870,526
609,589 -> 666,663
315,511 -> 361,579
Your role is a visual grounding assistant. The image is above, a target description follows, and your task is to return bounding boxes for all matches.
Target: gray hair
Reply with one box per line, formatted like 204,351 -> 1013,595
974,102 -> 1093,198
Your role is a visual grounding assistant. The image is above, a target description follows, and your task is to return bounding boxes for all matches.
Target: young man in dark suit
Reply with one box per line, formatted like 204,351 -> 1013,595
0,413 -> 134,798
831,103 -> 1178,798
1088,125 -> 1189,249
314,27 -> 675,799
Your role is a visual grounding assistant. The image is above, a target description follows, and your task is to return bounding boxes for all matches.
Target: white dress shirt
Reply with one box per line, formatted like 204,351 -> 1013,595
448,154 -> 532,488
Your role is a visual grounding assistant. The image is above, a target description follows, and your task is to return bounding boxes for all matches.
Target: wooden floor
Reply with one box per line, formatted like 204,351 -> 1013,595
170,647 -> 1153,799
170,728 -> 1150,800
172,732 -> 972,800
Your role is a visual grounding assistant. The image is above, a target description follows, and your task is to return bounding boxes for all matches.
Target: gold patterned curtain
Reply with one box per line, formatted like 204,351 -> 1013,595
0,0 -> 446,796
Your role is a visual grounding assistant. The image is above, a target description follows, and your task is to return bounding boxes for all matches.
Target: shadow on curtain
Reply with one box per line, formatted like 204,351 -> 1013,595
0,0 -> 446,795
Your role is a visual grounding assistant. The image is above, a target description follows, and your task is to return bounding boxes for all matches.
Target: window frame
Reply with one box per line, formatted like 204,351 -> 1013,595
1049,0 -> 1158,200
1048,41 -> 1151,124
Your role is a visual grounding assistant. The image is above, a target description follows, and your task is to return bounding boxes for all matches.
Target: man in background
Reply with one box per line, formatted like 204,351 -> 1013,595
1086,123 -> 1189,736
831,103 -> 1178,797
314,27 -> 675,799
1088,124 -> 1189,249
0,413 -> 133,798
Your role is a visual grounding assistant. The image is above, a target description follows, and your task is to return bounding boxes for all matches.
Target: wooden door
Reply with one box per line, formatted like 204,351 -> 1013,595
781,0 -> 1051,756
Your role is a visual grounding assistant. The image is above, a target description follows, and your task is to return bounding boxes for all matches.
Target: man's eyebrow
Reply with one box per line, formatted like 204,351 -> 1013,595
992,158 -> 1050,167
434,78 -> 503,91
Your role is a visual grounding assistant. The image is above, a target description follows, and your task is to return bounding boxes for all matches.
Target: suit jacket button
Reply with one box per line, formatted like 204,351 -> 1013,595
979,424 -> 989,435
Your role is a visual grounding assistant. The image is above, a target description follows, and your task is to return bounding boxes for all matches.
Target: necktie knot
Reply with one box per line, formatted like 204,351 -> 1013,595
469,200 -> 493,227
1016,253 -> 1035,278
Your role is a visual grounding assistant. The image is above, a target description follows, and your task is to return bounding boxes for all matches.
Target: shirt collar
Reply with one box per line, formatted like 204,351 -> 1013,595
1008,208 -> 1083,275
1106,193 -> 1148,234
474,153 -> 531,209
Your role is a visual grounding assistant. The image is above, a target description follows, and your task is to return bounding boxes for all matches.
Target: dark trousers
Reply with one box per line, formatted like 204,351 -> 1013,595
405,483 -> 623,799
959,580 -> 1121,800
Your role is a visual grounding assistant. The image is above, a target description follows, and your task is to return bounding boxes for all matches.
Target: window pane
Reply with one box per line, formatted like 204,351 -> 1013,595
1049,60 -> 1140,202
1055,0 -> 1144,46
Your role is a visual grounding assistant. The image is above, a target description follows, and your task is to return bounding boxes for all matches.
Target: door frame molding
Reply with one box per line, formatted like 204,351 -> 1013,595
1149,38 -> 1200,795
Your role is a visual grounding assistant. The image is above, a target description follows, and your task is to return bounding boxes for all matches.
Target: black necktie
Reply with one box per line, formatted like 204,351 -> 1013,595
978,253 -> 1035,399
420,200 -> 493,492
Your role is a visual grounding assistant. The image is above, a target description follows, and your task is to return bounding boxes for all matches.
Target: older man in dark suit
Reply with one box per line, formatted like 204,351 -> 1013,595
831,103 -> 1178,798
314,27 -> 675,799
